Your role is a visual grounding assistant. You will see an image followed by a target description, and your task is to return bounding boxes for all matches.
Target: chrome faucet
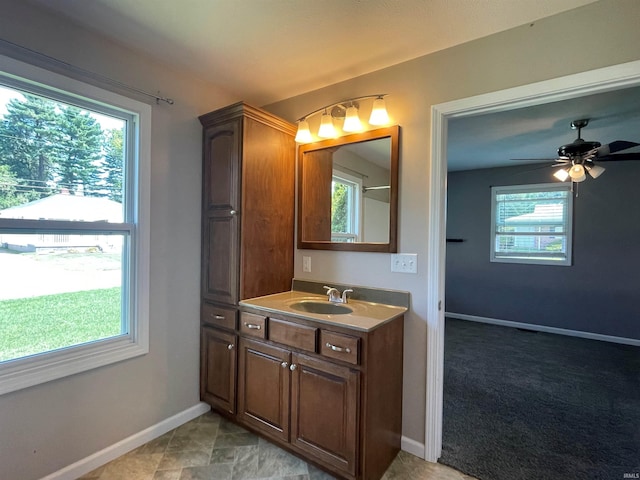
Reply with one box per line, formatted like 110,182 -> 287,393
323,286 -> 354,304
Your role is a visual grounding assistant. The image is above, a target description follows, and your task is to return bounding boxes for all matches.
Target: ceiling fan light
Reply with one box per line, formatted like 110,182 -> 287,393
369,97 -> 389,125
318,111 -> 337,138
553,168 -> 570,182
569,164 -> 586,182
586,163 -> 606,179
342,105 -> 363,132
295,119 -> 312,143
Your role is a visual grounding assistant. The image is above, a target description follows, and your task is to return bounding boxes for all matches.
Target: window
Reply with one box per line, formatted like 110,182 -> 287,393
490,183 -> 573,266
331,170 -> 362,242
0,55 -> 150,395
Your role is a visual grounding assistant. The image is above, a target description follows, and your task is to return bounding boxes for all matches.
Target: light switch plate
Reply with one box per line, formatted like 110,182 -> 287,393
302,255 -> 312,272
391,253 -> 418,274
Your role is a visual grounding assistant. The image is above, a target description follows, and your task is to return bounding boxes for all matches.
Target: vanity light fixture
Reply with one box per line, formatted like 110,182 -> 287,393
342,104 -> 363,132
318,109 -> 337,138
295,94 -> 390,143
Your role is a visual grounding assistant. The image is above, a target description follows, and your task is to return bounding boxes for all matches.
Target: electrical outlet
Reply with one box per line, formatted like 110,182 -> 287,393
391,253 -> 418,274
302,255 -> 312,272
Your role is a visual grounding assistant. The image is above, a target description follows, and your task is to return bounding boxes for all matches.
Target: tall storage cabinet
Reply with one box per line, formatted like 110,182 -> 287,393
199,102 -> 296,414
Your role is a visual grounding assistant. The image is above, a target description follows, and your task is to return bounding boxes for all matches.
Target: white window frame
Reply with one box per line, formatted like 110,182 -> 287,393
490,182 -> 573,266
0,55 -> 150,395
331,169 -> 363,243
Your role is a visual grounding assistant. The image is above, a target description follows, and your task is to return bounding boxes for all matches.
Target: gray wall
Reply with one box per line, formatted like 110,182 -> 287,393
446,162 -> 640,340
1,0 -> 640,477
267,0 -> 640,446
0,1 -> 238,479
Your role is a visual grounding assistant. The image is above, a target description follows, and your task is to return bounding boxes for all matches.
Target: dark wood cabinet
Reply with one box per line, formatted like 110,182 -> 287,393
197,103 -> 403,480
233,309 -> 403,480
290,352 -> 359,476
200,327 -> 236,415
237,337 -> 290,442
198,103 -> 296,415
199,102 -> 296,306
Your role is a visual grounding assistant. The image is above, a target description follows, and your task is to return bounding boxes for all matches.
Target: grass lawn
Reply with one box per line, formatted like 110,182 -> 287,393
0,287 -> 121,362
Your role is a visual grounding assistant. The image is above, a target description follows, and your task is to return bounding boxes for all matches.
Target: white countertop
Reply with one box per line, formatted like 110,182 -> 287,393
239,290 -> 407,332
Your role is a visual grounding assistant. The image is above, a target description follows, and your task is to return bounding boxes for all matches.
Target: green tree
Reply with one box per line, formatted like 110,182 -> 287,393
0,164 -> 38,209
102,128 -> 124,202
0,93 -> 107,204
0,94 -> 60,198
331,182 -> 348,233
55,106 -> 103,196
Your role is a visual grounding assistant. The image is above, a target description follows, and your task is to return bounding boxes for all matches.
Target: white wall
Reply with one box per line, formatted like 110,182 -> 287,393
266,0 -> 640,449
0,1 -> 238,479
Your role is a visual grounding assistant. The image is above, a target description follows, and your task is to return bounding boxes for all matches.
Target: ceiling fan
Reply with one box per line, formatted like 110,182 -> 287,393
515,119 -> 640,182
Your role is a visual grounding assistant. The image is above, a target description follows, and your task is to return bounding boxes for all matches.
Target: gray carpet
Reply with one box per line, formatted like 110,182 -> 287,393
439,318 -> 640,480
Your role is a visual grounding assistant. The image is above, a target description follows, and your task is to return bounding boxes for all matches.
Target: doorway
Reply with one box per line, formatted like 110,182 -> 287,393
424,59 -> 640,461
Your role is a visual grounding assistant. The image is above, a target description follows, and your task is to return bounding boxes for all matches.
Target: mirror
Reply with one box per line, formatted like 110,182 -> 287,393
298,125 -> 399,252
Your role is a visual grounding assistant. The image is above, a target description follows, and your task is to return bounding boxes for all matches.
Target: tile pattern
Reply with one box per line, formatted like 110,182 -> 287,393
79,411 -> 476,480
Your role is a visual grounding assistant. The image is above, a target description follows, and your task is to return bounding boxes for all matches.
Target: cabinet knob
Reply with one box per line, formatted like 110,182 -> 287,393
230,210 -> 237,215
227,344 -> 234,350
289,364 -> 297,371
281,361 -> 289,368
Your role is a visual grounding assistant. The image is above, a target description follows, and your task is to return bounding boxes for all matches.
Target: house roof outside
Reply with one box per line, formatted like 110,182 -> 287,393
0,193 -> 123,222
506,203 -> 564,223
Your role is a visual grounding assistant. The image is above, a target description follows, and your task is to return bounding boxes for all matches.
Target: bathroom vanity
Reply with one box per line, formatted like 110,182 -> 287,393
198,102 -> 407,480
201,281 -> 407,480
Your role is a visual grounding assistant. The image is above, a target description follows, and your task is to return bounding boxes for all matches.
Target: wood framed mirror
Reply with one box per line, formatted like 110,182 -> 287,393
297,125 -> 399,252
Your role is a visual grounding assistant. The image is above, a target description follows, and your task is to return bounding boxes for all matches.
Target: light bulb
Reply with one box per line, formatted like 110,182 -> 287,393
318,111 -> 337,138
369,97 -> 389,125
586,163 -> 605,179
569,164 -> 586,182
342,105 -> 363,132
295,119 -> 312,143
553,168 -> 570,181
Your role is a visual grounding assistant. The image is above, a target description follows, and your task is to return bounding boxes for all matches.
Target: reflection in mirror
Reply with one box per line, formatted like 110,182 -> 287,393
298,126 -> 399,252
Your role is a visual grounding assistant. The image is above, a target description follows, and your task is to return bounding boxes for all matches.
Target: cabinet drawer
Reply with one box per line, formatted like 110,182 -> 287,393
320,331 -> 360,365
202,303 -> 236,330
269,318 -> 317,353
240,312 -> 267,339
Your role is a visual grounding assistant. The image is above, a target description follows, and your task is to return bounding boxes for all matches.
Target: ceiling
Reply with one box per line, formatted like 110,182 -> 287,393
447,85 -> 640,171
26,0 -> 638,174
27,0 -> 596,105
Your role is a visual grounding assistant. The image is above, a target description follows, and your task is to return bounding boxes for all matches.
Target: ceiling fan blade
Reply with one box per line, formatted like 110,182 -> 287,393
594,140 -> 640,156
593,153 -> 640,162
510,158 -> 564,162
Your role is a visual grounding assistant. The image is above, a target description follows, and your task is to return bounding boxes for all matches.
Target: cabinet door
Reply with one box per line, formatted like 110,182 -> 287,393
290,353 -> 360,476
202,119 -> 241,304
203,119 -> 240,212
200,327 -> 236,414
237,337 -> 290,442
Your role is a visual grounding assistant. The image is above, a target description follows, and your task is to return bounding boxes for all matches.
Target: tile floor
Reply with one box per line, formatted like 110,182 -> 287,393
79,411 -> 477,480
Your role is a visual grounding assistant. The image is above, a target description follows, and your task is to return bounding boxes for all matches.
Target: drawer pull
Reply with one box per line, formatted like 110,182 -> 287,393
281,361 -> 289,368
227,344 -> 234,350
212,314 -> 225,320
325,342 -> 351,354
244,322 -> 262,330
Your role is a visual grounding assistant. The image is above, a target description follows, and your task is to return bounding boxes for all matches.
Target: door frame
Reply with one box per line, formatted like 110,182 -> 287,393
424,59 -> 640,462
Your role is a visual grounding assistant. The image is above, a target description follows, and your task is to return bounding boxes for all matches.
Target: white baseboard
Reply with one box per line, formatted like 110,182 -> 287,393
401,435 -> 426,459
446,312 -> 640,347
42,402 -> 211,480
